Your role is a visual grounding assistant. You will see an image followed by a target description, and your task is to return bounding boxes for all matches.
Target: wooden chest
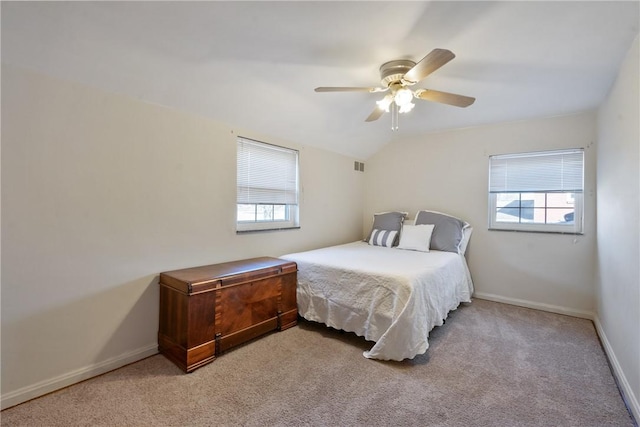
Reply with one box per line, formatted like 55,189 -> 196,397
158,257 -> 297,372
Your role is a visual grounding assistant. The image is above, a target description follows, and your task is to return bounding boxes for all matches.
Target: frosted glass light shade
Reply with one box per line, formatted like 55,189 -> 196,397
394,88 -> 413,106
376,94 -> 393,112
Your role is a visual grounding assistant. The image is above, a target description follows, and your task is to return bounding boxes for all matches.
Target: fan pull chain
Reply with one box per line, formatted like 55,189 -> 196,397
390,101 -> 399,131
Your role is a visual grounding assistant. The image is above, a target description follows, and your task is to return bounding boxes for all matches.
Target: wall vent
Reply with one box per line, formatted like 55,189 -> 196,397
354,161 -> 365,172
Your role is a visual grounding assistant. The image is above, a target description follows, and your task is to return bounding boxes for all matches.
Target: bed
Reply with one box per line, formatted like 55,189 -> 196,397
280,210 -> 474,361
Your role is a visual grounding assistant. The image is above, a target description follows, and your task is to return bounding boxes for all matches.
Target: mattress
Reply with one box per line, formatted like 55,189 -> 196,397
280,241 -> 474,361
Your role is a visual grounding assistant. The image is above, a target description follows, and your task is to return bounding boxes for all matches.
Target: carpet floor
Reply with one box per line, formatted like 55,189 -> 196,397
1,299 -> 635,426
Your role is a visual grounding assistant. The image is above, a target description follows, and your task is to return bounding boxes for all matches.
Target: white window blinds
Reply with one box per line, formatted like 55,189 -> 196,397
489,149 -> 584,193
237,137 -> 299,205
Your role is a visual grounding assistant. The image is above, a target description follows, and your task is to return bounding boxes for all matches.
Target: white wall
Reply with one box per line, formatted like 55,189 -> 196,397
0,64 -> 364,408
596,35 -> 639,421
3,45 -> 637,416
364,112 -> 597,317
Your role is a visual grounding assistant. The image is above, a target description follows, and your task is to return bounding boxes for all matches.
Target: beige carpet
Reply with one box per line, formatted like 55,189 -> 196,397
1,299 -> 635,426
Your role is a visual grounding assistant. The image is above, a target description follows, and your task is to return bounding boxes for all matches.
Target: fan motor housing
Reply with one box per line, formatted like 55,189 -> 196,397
379,59 -> 416,87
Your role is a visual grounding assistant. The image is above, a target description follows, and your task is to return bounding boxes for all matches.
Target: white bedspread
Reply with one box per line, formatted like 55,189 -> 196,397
280,241 -> 474,361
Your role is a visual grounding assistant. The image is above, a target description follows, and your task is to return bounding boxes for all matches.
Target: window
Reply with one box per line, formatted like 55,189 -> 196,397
488,148 -> 584,234
236,137 -> 299,232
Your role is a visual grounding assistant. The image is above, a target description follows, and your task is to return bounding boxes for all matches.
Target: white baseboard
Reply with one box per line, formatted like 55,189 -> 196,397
593,316 -> 640,423
473,291 -> 595,320
1,343 -> 158,410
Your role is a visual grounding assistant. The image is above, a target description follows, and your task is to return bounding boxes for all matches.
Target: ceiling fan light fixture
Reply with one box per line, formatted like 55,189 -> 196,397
394,87 -> 414,107
376,94 -> 393,112
398,102 -> 415,114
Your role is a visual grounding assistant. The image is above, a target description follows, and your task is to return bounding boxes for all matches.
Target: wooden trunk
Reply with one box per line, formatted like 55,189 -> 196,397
158,257 -> 297,372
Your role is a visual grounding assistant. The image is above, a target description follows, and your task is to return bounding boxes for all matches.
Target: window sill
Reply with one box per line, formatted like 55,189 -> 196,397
236,226 -> 301,234
488,227 -> 584,235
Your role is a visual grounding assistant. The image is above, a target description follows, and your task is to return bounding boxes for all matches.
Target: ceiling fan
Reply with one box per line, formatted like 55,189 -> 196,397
315,49 -> 475,130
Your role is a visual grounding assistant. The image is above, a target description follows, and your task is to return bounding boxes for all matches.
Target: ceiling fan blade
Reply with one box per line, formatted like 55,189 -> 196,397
415,89 -> 475,108
402,49 -> 455,84
315,87 -> 387,93
365,106 -> 385,122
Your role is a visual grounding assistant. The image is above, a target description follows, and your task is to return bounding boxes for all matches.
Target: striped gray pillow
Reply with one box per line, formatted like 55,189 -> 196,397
368,229 -> 398,247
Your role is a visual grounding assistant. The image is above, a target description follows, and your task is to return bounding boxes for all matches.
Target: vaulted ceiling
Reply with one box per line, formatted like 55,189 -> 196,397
2,1 -> 639,159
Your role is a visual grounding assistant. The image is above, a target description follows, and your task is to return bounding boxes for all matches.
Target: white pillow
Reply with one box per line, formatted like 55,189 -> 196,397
397,224 -> 435,252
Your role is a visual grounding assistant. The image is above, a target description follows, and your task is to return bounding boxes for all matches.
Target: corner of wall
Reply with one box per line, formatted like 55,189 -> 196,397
593,316 -> 640,423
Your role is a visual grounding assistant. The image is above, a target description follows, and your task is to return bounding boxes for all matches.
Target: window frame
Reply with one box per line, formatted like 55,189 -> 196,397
236,137 -> 300,233
488,148 -> 584,235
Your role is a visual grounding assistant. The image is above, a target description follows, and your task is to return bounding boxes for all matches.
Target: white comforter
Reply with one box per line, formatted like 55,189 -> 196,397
280,241 -> 474,361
